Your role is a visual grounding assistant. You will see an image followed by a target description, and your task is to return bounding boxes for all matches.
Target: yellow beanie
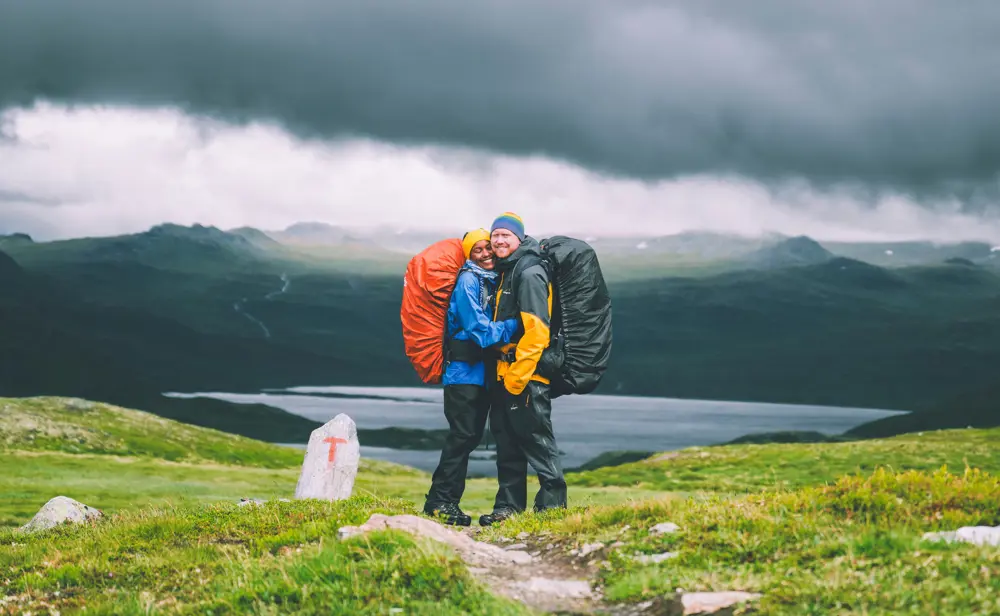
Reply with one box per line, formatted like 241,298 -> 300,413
461,228 -> 490,259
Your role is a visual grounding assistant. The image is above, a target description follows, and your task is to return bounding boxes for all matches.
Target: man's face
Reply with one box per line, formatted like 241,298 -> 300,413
490,228 -> 521,259
469,240 -> 495,270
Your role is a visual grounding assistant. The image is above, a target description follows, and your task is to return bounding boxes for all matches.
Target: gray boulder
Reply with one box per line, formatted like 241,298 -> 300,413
924,525 -> 1000,546
19,496 -> 102,533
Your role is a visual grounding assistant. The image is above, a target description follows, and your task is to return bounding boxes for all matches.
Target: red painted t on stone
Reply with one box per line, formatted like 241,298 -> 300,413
324,437 -> 348,462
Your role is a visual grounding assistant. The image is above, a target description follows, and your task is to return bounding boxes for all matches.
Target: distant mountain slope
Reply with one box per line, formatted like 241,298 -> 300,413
0,250 -> 395,441
4,223 -> 277,273
850,381 -> 1000,437
588,231 -> 779,259
825,240 -> 994,267
0,248 -> 22,281
6,224 -> 1000,439
744,236 -> 834,269
269,222 -> 448,255
607,258 -> 1000,412
227,226 -> 284,250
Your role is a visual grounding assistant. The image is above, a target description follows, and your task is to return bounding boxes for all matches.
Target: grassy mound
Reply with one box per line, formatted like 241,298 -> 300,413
4,396 -> 1000,613
480,467 -> 1000,614
0,397 -> 423,527
1,497 -> 526,615
571,427 -> 1000,492
0,397 -> 303,468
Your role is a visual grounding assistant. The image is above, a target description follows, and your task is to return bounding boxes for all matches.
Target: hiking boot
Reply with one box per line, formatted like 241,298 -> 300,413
423,502 -> 472,527
478,508 -> 517,527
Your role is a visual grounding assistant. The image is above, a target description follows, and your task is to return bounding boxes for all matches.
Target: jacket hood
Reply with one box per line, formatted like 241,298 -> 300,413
495,236 -> 541,273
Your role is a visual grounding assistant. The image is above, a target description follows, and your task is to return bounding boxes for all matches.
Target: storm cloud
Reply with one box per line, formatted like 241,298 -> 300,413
2,0 -> 999,198
3,104 -> 999,243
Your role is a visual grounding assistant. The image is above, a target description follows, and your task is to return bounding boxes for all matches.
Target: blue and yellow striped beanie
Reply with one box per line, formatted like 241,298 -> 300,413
490,212 -> 525,240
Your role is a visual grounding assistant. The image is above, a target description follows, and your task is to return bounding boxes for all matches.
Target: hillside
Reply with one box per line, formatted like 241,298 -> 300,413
0,249 -> 385,442
0,249 -> 21,280
826,239 -> 995,267
608,257 -> 1000,413
5,225 -> 1000,438
744,235 -> 834,269
850,381 -> 1000,438
2,398 -> 999,614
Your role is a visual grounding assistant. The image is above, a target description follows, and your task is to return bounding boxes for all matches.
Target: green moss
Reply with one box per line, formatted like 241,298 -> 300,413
569,427 -> 1000,492
0,397 -> 305,468
480,468 -> 1000,615
0,499 -> 527,615
5,398 -> 1000,614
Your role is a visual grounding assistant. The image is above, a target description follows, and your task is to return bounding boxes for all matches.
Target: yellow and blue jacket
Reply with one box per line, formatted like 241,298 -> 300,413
492,237 -> 553,395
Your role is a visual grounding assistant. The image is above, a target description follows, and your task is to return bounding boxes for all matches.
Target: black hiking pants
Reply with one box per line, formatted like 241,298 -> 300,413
490,380 -> 567,513
425,384 -> 490,507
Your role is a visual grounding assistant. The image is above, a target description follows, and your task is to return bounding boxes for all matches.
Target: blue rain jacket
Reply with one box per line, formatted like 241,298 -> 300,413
444,261 -> 518,387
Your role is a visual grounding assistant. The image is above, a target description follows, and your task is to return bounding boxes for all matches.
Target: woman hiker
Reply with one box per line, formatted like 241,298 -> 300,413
423,228 -> 518,526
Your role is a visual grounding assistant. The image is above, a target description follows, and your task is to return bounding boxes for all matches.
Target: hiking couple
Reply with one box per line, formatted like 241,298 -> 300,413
422,212 -> 567,527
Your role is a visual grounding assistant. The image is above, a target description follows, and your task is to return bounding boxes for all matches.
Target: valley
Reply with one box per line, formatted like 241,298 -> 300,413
2,223 -> 1000,444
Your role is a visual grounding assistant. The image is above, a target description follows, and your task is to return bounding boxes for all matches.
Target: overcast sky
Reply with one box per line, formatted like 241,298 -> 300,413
1,1 -> 999,241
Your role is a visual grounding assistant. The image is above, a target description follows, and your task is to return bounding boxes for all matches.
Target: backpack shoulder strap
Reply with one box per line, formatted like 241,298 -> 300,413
512,254 -> 546,286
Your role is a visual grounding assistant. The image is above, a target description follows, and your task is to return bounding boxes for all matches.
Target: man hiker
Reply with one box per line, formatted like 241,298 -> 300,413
479,212 -> 568,527
423,228 -> 518,526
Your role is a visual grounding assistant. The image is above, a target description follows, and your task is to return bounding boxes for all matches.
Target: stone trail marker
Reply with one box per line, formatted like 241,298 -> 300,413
294,413 -> 361,501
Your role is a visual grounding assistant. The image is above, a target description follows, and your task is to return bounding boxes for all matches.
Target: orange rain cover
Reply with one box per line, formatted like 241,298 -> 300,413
400,238 -> 466,383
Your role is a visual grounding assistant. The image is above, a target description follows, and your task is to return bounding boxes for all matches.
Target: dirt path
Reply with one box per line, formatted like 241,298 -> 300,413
338,514 -> 758,615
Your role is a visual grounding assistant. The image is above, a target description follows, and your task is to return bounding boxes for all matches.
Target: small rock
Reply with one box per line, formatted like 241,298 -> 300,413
681,591 -> 760,615
649,452 -> 680,463
578,542 -> 603,558
922,530 -> 959,543
337,514 -> 533,566
633,551 -> 679,564
517,531 -> 530,540
505,543 -> 529,551
338,526 -> 362,540
64,399 -> 96,411
19,496 -> 102,534
238,498 -> 267,507
925,526 -> 1000,546
650,522 -> 681,535
611,541 -> 626,548
499,536 -> 513,543
514,577 -> 593,600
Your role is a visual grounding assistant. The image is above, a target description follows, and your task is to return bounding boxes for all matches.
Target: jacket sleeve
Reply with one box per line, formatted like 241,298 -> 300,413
504,264 -> 551,395
455,273 -> 518,349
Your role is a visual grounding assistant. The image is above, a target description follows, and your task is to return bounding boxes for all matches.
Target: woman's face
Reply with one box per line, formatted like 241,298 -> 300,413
469,240 -> 495,270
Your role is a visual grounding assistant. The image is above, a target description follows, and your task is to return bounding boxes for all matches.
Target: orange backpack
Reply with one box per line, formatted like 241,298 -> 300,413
400,238 -> 466,383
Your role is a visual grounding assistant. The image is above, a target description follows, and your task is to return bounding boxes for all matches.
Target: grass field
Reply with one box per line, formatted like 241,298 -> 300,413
2,397 -> 1000,614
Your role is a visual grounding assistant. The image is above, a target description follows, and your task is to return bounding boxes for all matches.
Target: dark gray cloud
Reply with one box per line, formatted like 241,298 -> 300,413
1,0 -> 999,197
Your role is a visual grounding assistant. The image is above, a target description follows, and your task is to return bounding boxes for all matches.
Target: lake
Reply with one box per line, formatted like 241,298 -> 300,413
164,386 -> 906,476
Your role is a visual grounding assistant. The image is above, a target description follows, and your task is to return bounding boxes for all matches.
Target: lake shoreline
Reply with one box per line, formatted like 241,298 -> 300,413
165,386 -> 906,476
